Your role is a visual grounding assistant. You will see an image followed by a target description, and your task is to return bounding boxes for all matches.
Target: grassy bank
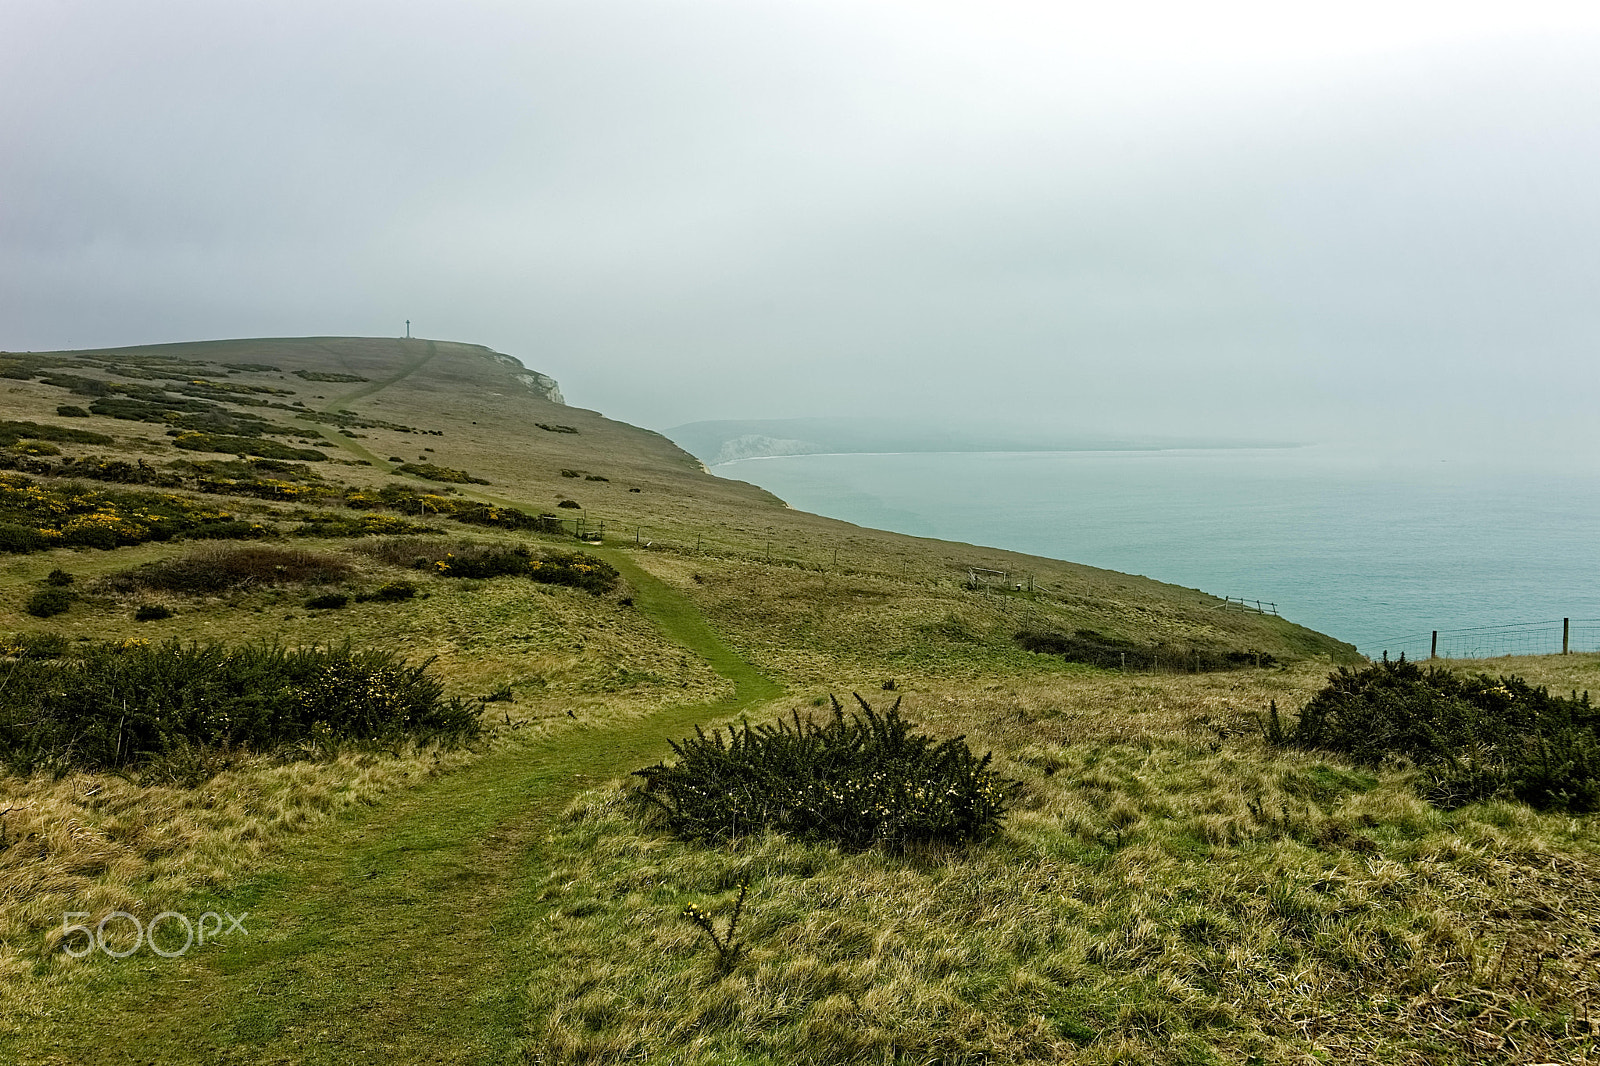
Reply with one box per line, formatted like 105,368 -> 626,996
0,337 -> 1589,1065
521,656 -> 1600,1064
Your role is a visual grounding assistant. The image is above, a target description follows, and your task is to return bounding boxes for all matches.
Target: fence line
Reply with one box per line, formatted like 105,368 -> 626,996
1370,618 -> 1600,661
1213,596 -> 1279,616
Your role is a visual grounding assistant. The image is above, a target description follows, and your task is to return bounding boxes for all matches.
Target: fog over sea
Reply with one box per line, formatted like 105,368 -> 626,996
713,444 -> 1600,659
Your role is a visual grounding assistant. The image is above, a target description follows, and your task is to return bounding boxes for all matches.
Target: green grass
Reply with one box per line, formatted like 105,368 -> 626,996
3,544 -> 783,1064
0,337 -> 1588,1065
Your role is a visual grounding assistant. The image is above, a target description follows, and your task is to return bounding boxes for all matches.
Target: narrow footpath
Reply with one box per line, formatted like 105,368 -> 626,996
24,554 -> 781,1065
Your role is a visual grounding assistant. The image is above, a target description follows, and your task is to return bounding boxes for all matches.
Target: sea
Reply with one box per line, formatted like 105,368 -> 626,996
711,444 -> 1600,659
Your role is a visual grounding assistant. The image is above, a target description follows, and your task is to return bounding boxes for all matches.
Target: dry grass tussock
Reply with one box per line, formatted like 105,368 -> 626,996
523,660 -> 1600,1065
0,740 -> 477,989
96,544 -> 355,595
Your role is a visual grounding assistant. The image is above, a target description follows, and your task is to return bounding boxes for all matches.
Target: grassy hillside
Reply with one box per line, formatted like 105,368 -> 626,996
3,337 -> 1594,1065
0,335 -> 1351,671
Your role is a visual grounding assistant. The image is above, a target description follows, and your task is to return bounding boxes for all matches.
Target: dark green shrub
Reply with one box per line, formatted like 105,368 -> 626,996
134,604 -> 173,621
360,580 -> 416,602
0,640 -> 478,774
1,632 -> 69,659
56,406 -> 91,417
1016,629 -> 1276,672
173,432 -> 327,462
292,370 -> 368,382
104,546 -> 353,595
391,462 -> 488,485
0,419 -> 113,445
182,520 -> 272,540
633,695 -> 1012,851
0,524 -> 48,553
556,499 -> 580,509
306,592 -> 349,610
1279,656 -> 1600,812
528,551 -> 617,594
25,588 -> 72,618
448,502 -> 541,530
432,545 -> 532,579
45,569 -> 74,587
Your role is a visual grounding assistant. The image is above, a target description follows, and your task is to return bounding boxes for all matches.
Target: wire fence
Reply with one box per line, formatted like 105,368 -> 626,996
1368,619 -> 1600,661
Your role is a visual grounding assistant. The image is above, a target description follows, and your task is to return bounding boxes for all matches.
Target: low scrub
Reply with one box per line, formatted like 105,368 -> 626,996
1017,629 -> 1277,672
172,432 -> 328,462
633,695 -> 1011,851
1276,656 -> 1600,811
25,587 -> 72,618
292,369 -> 368,382
391,462 -> 489,484
102,545 -> 354,595
0,419 -> 113,446
430,544 -> 619,593
0,472 -> 269,550
0,640 -> 478,775
292,513 -> 439,537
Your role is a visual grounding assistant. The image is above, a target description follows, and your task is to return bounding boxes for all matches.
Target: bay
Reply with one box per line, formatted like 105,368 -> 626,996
712,445 -> 1600,657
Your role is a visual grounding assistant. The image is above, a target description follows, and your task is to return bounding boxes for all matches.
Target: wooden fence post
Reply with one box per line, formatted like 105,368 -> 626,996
1564,618 -> 1570,655
1431,631 -> 1438,660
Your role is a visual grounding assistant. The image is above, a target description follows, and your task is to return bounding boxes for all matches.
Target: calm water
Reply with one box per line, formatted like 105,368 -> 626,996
713,445 -> 1600,656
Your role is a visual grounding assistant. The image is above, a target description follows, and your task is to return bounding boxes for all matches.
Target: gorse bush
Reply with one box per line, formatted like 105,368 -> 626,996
391,462 -> 488,484
426,543 -> 619,593
1277,655 -> 1600,811
0,640 -> 479,775
633,695 -> 1012,851
24,587 -> 72,618
431,544 -> 534,579
0,472 -> 267,551
1016,629 -> 1277,672
359,580 -> 416,602
103,545 -> 353,595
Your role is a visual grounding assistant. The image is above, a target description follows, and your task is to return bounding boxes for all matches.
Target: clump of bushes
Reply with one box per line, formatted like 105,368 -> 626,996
25,587 -> 73,618
530,551 -> 618,593
391,462 -> 489,485
306,592 -> 350,610
432,545 -> 533,579
0,419 -> 113,446
633,695 -> 1012,851
428,544 -> 618,593
0,632 -> 69,659
1274,656 -> 1600,812
1016,629 -> 1276,672
0,640 -> 478,775
0,471 -> 268,551
102,546 -> 354,595
358,581 -> 416,603
292,513 -> 438,538
172,432 -> 328,462
134,604 -> 173,621
292,369 -> 368,382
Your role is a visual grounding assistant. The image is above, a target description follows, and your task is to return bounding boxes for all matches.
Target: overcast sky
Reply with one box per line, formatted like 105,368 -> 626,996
4,1 -> 1598,454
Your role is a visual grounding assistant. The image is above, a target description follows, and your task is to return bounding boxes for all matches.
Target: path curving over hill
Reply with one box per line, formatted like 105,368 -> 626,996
17,559 -> 781,1065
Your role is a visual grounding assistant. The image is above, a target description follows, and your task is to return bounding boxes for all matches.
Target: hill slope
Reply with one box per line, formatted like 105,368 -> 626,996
8,338 -> 1600,1066
0,334 -> 1355,672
